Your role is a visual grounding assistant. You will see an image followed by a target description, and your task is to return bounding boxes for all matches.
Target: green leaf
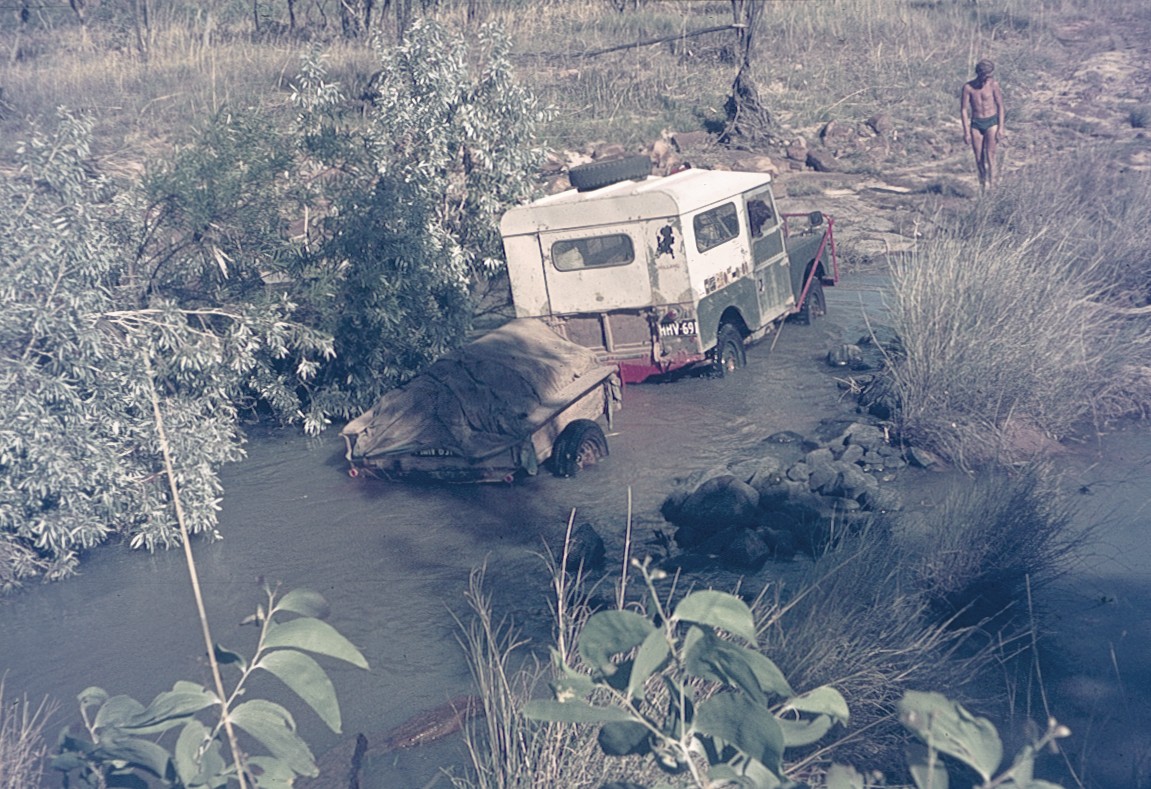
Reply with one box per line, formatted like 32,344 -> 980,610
262,618 -> 369,669
97,734 -> 172,778
229,699 -> 318,778
246,755 -> 298,787
781,685 -> 850,726
123,685 -> 218,734
273,588 -> 331,619
257,648 -> 343,733
673,590 -> 758,644
695,693 -> 785,774
578,610 -> 655,677
522,699 -> 637,724
683,628 -> 793,702
899,691 -> 1002,783
627,628 -> 670,702
78,687 -> 109,715
907,742 -> 949,789
825,763 -> 867,789
598,720 -> 652,756
777,714 -> 832,747
93,695 -> 146,732
214,644 -> 247,671
174,718 -> 211,787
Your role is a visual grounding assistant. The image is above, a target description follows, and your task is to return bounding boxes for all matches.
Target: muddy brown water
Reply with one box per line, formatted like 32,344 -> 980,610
1,273 -> 1148,787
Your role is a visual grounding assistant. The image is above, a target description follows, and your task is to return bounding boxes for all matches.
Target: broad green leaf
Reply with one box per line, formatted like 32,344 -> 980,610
825,763 -> 867,789
1008,744 -> 1036,784
709,757 -> 783,788
246,755 -> 298,787
214,644 -> 247,671
683,628 -> 793,702
899,691 -> 1002,783
551,667 -> 596,702
673,590 -> 757,644
627,628 -> 670,702
695,693 -> 785,774
78,687 -> 109,714
257,648 -> 342,733
907,742 -> 949,789
578,610 -> 655,677
262,618 -> 369,669
273,588 -> 330,619
174,718 -> 211,787
93,695 -> 146,732
97,734 -> 172,778
781,685 -> 850,725
123,685 -> 218,734
598,720 -> 651,756
522,699 -> 637,724
777,714 -> 832,747
229,699 -> 318,777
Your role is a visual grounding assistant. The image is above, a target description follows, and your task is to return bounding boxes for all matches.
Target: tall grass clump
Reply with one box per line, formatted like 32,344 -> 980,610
904,466 -> 1084,633
758,523 -> 990,776
454,565 -> 660,789
0,676 -> 55,789
887,157 -> 1151,465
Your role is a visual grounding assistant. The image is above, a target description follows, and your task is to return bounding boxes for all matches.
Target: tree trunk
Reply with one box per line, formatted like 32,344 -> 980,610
724,0 -> 771,144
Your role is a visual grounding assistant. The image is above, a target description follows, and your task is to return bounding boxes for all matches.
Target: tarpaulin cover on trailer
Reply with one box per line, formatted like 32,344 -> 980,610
341,319 -> 617,462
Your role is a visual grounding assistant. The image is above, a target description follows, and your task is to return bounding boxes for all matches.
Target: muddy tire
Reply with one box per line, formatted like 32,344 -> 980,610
568,155 -> 651,192
551,419 -> 609,477
796,273 -> 826,325
712,323 -> 747,377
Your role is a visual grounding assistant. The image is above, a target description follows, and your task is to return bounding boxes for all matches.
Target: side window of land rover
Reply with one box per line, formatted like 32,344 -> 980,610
552,234 -> 635,271
693,203 -> 741,252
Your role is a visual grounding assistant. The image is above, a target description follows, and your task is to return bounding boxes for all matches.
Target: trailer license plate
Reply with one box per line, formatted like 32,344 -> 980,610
659,320 -> 698,337
413,448 -> 457,457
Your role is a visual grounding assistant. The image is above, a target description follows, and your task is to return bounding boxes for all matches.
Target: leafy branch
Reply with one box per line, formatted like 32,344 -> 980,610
524,558 -> 849,789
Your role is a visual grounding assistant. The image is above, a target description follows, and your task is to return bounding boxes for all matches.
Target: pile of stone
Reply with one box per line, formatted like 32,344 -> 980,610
660,419 -> 941,570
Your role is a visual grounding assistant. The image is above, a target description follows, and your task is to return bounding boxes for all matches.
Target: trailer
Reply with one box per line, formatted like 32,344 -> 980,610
340,319 -> 620,482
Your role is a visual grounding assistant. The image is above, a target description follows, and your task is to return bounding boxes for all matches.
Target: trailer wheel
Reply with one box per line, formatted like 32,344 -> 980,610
551,419 -> 609,477
796,273 -> 826,325
712,323 -> 747,377
568,155 -> 652,192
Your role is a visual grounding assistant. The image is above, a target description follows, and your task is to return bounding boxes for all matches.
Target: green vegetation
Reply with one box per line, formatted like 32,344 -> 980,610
1,16 -> 543,586
52,584 -> 368,787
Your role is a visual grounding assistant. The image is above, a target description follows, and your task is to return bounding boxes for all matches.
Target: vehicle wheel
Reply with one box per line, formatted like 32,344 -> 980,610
796,272 -> 826,325
712,323 -> 746,377
568,155 -> 652,192
551,419 -> 609,477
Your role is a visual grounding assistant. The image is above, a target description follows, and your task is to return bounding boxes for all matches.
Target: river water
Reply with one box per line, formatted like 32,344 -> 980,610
1,274 -> 1148,788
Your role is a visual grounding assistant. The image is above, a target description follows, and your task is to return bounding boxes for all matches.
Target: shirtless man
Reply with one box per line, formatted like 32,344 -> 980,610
960,59 -> 1006,189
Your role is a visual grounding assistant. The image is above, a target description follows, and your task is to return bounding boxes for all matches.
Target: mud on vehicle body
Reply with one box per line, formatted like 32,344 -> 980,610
501,163 -> 837,382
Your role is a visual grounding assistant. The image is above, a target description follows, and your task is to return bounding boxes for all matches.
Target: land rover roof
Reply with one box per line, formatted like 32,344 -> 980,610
500,168 -> 773,236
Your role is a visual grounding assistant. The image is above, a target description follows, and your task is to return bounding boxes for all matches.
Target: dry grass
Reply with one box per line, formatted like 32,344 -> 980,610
452,564 -> 658,789
755,523 -> 993,778
3,0 -> 1148,167
0,675 -> 56,789
886,155 -> 1151,466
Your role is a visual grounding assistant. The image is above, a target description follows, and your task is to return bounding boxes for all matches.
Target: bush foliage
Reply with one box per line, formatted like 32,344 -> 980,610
0,17 -> 544,586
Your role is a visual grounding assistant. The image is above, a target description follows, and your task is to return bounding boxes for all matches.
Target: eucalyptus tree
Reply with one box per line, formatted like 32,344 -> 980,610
0,111 -> 332,588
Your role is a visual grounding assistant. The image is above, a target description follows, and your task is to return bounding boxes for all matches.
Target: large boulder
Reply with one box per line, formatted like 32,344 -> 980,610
671,475 -> 761,549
